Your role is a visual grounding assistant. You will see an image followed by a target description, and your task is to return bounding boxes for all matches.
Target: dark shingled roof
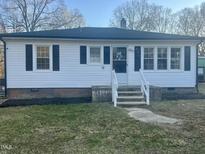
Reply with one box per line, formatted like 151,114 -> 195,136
0,27 -> 201,40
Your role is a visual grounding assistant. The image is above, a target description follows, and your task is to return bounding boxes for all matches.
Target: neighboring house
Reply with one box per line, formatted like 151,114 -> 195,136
0,25 -> 202,104
0,46 -> 4,79
198,56 -> 205,82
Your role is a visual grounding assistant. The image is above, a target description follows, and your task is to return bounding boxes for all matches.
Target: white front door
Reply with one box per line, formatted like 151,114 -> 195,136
113,47 -> 128,85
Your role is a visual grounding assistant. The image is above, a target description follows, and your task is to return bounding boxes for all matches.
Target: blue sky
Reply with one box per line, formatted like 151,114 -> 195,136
66,0 -> 205,27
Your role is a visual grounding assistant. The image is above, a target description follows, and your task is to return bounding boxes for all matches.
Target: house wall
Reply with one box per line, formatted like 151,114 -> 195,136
6,40 -> 113,89
5,39 -> 198,93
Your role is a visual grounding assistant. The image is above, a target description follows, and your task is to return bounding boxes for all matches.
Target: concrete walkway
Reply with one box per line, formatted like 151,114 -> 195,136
125,108 -> 181,125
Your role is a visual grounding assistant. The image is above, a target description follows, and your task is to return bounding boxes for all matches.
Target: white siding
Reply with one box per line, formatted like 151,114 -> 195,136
127,44 -> 197,87
6,39 -> 198,88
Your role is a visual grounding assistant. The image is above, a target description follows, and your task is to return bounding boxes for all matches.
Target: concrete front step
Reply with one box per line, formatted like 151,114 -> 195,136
118,91 -> 143,96
117,98 -> 144,102
117,101 -> 147,105
117,95 -> 144,101
118,87 -> 141,92
116,86 -> 145,106
118,96 -> 144,99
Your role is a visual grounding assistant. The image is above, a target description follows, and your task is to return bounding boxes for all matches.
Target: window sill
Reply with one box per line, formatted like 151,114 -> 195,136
140,70 -> 184,73
87,63 -> 103,66
34,70 -> 53,73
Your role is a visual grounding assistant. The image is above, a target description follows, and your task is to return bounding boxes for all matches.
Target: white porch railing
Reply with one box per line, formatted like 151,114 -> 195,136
112,70 -> 118,107
139,69 -> 150,105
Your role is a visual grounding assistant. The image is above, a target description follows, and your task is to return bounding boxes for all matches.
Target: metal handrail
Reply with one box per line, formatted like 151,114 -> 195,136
139,69 -> 150,105
112,70 -> 118,107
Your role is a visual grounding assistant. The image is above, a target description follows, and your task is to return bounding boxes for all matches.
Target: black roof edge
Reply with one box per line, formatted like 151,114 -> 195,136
0,35 -> 202,41
0,27 -> 202,41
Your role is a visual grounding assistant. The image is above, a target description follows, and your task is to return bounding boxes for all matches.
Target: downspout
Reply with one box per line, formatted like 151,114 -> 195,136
196,39 -> 204,93
0,38 -> 7,97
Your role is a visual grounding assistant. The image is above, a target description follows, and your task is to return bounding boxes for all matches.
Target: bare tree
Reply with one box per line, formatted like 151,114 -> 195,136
0,15 -> 6,33
110,0 -> 174,33
110,0 -> 152,31
0,0 -> 56,32
151,5 -> 173,33
175,6 -> 204,37
0,0 -> 85,32
110,0 -> 205,36
46,4 -> 85,30
200,2 -> 205,36
176,8 -> 192,35
191,7 -> 204,36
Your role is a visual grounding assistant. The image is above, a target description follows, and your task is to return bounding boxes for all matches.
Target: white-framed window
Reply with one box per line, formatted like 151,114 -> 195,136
36,46 -> 50,70
198,67 -> 204,75
157,47 -> 168,70
144,47 -> 154,70
89,46 -> 101,64
170,48 -> 181,70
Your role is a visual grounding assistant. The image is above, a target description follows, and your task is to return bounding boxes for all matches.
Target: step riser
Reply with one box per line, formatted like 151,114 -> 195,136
118,93 -> 142,96
116,86 -> 146,106
117,102 -> 146,105
117,98 -> 144,102
118,104 -> 146,106
118,88 -> 141,92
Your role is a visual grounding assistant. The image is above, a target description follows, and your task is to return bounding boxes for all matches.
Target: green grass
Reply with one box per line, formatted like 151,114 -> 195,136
149,100 -> 205,153
199,83 -> 205,94
0,102 -> 204,153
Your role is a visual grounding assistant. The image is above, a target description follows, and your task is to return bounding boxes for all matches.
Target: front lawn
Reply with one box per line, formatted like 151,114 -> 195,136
149,100 -> 205,153
0,102 -> 204,153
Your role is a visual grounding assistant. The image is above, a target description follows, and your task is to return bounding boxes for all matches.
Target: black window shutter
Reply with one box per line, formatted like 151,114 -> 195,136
134,46 -> 141,71
53,45 -> 60,71
184,46 -> 191,71
104,46 -> 110,64
80,46 -> 87,64
25,44 -> 33,71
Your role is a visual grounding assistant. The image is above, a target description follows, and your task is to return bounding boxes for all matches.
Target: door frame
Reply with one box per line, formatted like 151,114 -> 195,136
112,46 -> 128,85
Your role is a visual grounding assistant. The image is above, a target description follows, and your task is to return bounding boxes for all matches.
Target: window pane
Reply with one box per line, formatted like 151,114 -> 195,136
171,48 -> 180,69
90,47 -> 101,63
37,46 -> 50,70
144,59 -> 154,70
113,47 -> 126,61
158,59 -> 167,70
37,58 -> 49,70
198,68 -> 204,75
144,48 -> 154,58
157,48 -> 167,70
171,48 -> 180,58
158,48 -> 167,58
144,48 -> 154,70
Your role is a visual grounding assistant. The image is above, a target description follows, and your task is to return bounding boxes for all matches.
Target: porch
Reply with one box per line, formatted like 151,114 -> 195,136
92,69 -> 198,106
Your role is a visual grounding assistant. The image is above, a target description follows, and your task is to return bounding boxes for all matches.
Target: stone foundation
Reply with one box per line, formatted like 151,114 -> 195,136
6,86 -> 198,103
91,86 -> 163,102
92,86 -> 112,102
161,87 -> 197,100
7,88 -> 92,100
150,86 -> 162,101
91,86 -> 198,103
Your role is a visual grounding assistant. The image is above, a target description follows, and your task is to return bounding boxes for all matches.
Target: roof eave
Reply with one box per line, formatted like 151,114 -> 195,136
0,36 -> 202,42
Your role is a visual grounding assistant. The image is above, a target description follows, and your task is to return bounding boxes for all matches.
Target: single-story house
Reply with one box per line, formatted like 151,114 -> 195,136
0,25 -> 202,106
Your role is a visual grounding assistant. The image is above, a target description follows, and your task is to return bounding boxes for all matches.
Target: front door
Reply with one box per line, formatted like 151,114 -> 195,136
113,47 -> 127,85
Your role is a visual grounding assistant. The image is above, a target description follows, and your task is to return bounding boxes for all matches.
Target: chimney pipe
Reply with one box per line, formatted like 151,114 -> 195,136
120,18 -> 126,29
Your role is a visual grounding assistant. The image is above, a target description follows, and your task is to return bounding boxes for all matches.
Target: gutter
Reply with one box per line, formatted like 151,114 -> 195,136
1,36 -> 201,42
196,39 -> 204,92
0,38 -> 7,97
